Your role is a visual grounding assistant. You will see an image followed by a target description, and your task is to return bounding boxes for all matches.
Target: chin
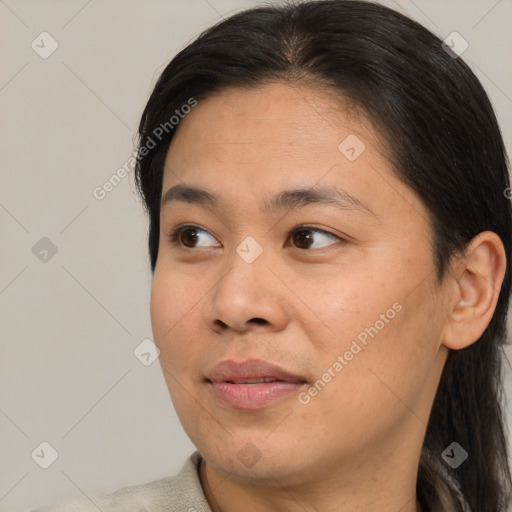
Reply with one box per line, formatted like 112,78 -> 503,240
193,428 -> 313,483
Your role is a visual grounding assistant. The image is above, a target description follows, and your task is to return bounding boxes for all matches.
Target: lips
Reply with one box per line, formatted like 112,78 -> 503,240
206,359 -> 308,410
207,359 -> 308,384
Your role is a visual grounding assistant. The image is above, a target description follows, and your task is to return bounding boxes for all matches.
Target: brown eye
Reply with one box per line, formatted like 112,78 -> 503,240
290,227 -> 340,250
167,225 -> 218,248
291,229 -> 315,249
179,227 -> 200,248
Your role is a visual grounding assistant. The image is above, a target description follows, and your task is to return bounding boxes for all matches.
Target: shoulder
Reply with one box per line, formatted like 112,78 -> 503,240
31,451 -> 211,512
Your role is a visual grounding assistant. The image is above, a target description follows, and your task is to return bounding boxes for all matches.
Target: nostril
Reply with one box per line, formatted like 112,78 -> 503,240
213,318 -> 267,331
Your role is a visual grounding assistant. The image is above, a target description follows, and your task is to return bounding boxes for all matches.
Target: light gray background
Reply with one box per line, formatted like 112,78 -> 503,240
1,1 -> 511,511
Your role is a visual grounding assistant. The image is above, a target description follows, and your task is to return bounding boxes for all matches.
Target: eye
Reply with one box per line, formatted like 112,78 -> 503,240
166,224 -> 218,249
165,224 -> 342,250
288,225 -> 341,250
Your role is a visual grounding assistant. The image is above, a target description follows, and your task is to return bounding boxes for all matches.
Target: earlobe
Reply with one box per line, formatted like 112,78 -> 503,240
441,231 -> 507,351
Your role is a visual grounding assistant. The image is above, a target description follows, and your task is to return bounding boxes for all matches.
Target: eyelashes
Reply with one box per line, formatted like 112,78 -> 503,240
165,223 -> 344,251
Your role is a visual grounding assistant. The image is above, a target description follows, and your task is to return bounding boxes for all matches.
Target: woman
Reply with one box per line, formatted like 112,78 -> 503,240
35,0 -> 512,511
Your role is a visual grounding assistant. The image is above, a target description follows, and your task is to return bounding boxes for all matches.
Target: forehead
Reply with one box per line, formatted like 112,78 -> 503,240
168,82 -> 380,153
161,82 -> 427,224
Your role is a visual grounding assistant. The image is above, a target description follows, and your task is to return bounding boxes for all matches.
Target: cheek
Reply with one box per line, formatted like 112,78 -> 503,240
150,269 -> 174,344
150,272 -> 206,424
150,266 -> 203,373
306,268 -> 438,400
150,262 -> 203,331
301,316 -> 428,453
299,273 -> 389,350
329,295 -> 439,421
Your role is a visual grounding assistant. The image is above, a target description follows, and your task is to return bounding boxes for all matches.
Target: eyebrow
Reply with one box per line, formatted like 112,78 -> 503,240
161,183 -> 375,216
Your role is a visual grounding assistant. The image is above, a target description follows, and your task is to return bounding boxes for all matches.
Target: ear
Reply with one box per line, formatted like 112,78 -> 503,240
442,231 -> 507,350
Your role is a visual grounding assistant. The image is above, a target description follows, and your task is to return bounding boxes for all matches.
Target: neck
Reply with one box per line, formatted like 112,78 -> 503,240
198,455 -> 423,512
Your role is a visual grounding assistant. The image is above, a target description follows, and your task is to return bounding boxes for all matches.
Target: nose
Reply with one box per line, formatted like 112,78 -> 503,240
204,248 -> 290,335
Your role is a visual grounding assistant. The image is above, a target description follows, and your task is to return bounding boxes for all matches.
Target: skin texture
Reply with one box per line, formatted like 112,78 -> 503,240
150,82 -> 507,512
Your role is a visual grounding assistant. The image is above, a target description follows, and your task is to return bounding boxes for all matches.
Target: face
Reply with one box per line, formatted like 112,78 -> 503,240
150,82 -> 451,485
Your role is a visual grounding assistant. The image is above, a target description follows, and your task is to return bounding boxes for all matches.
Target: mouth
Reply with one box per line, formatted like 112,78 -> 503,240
206,359 -> 308,410
207,358 -> 308,383
222,377 -> 289,384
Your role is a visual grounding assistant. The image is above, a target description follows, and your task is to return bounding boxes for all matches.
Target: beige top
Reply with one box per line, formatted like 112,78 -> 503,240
33,451 -> 212,512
